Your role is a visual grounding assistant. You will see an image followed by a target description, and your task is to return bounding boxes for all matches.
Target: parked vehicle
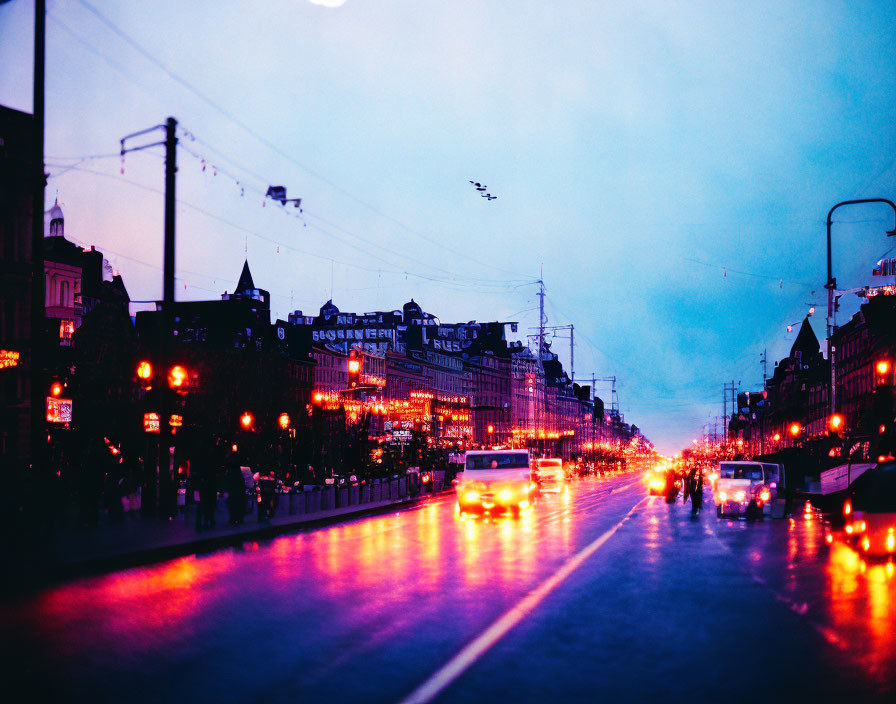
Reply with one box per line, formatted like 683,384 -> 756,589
838,459 -> 896,558
456,449 -> 533,516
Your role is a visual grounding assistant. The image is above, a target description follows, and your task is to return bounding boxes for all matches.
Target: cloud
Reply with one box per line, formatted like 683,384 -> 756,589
308,0 -> 347,7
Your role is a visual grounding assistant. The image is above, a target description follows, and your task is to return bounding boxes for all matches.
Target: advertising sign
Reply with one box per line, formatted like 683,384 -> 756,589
46,397 -> 73,423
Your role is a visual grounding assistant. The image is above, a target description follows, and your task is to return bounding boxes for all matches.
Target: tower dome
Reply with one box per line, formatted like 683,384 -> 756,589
45,198 -> 64,237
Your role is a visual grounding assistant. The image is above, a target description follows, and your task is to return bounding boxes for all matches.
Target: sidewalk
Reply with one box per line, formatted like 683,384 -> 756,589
46,474 -> 451,577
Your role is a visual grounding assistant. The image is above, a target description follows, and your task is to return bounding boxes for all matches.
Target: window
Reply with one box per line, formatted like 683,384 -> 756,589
59,319 -> 74,343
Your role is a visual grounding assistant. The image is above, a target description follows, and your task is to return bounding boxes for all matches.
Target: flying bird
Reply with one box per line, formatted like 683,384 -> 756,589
469,180 -> 488,192
481,193 -> 497,200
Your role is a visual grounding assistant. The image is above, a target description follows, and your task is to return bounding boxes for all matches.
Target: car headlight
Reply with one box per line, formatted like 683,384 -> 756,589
718,491 -> 728,502
498,488 -> 514,503
463,490 -> 480,503
734,490 -> 746,502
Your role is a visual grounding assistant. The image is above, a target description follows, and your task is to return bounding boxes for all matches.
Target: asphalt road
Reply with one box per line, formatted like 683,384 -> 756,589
2,473 -> 894,703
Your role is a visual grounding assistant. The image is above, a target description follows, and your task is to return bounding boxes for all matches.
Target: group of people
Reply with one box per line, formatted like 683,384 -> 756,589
663,464 -> 704,515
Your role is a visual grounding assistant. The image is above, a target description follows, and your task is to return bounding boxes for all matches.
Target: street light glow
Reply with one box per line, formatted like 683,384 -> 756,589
136,360 -> 152,380
829,414 -> 844,431
240,411 -> 254,429
789,422 -> 801,437
50,381 -> 63,397
168,365 -> 187,388
278,412 -> 290,430
876,359 -> 891,375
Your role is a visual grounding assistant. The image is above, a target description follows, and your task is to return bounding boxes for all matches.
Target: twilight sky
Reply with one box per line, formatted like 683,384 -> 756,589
2,0 -> 896,452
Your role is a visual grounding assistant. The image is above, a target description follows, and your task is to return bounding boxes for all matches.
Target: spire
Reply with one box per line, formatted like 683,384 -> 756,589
236,259 -> 255,291
790,316 -> 820,359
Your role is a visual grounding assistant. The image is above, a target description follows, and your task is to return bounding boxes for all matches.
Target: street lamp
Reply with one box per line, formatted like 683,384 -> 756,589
825,198 -> 896,413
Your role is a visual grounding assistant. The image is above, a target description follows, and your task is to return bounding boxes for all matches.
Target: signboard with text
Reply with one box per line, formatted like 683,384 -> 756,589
46,397 -> 73,423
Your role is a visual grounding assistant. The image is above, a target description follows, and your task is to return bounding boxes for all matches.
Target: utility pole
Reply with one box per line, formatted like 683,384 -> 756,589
569,324 -> 574,382
30,0 -> 46,481
723,384 -> 727,443
537,270 -> 545,367
120,118 -> 178,514
163,117 -> 177,306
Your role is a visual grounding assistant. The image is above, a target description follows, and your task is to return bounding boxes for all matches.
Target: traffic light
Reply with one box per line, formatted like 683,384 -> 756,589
278,412 -> 290,430
487,423 -> 495,435
348,349 -> 362,388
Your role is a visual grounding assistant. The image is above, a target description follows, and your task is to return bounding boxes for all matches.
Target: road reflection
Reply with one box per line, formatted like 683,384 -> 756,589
825,539 -> 896,684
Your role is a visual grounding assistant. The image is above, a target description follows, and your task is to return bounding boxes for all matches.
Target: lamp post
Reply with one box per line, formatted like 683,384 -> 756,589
825,198 -> 896,413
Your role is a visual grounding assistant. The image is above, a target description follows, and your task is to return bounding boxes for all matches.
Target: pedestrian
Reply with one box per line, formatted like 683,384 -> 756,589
690,469 -> 704,515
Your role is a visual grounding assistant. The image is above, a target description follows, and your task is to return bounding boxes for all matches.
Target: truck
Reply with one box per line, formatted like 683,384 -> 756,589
714,461 -> 774,519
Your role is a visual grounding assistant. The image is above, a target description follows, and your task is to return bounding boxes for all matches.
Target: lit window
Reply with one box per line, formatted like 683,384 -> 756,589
59,320 -> 74,343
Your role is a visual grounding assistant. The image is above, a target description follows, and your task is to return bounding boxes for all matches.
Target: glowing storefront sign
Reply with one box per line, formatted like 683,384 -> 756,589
46,397 -> 73,423
0,350 -> 20,369
143,412 -> 161,433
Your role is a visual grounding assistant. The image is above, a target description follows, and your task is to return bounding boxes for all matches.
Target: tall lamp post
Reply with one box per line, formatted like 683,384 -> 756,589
825,198 -> 896,413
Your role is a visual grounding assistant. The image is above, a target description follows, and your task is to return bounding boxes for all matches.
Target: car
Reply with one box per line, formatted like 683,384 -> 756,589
840,458 -> 896,558
534,457 -> 565,493
645,466 -> 668,496
456,449 -> 534,516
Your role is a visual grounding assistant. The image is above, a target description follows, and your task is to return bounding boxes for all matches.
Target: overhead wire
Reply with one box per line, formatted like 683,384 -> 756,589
74,0 -> 531,281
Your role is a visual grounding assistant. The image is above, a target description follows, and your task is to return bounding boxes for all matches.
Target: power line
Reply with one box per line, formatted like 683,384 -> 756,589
74,0 -> 530,281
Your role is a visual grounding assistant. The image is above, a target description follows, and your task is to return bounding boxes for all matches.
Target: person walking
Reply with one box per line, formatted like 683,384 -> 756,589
689,468 -> 704,515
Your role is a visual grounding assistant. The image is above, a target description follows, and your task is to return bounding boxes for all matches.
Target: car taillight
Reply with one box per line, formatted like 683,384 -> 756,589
888,529 -> 895,552
719,491 -> 728,502
759,488 -> 770,503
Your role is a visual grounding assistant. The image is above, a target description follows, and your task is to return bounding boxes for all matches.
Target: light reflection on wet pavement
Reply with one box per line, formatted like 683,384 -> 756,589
1,474 -> 893,703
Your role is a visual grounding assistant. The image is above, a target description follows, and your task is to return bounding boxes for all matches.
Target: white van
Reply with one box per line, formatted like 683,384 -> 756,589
715,461 -> 772,518
456,449 -> 533,515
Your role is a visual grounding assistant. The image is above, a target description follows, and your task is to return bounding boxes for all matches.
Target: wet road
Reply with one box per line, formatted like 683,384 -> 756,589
2,473 -> 894,703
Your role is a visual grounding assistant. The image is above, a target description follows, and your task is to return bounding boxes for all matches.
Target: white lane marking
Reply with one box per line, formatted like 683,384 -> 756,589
397,497 -> 646,704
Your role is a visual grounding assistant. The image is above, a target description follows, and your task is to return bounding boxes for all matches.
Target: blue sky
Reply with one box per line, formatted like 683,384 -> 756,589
2,0 -> 895,452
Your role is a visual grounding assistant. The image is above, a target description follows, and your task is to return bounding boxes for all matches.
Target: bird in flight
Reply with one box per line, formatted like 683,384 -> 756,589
470,181 -> 497,200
